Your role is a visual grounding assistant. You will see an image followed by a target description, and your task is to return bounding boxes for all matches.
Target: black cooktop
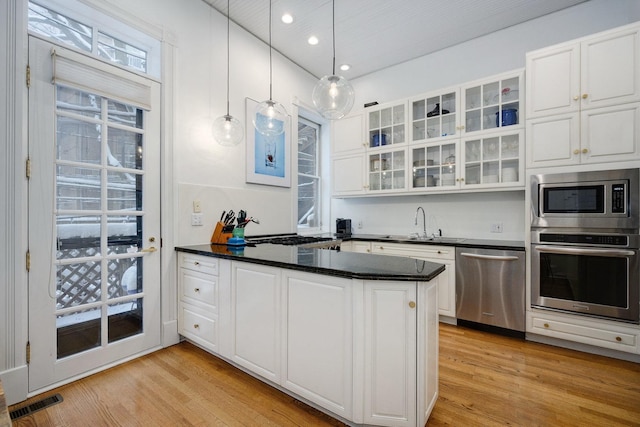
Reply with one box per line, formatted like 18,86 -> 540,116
246,234 -> 334,246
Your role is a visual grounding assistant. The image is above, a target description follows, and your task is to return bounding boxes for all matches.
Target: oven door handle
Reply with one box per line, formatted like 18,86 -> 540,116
534,245 -> 636,257
459,252 -> 519,261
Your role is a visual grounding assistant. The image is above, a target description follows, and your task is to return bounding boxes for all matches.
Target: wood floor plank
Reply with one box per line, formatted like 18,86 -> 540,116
10,323 -> 640,426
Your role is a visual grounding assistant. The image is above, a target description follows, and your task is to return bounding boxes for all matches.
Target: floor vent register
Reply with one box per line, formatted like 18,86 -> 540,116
10,394 -> 63,421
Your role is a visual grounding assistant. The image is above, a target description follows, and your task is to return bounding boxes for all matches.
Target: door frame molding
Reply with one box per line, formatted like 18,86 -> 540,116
0,0 -> 177,404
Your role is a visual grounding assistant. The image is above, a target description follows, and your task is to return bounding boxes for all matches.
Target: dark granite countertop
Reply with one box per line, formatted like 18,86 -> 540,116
342,234 -> 525,251
176,243 -> 445,282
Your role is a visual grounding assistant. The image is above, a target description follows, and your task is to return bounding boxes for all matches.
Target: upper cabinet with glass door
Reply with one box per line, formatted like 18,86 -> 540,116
365,101 -> 408,192
462,69 -> 524,135
367,101 -> 407,149
411,88 -> 459,143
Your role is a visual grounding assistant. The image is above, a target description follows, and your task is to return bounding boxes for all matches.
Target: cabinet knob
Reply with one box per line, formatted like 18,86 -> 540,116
582,148 -> 588,154
437,250 -> 442,254
379,246 -> 384,250
573,96 -> 579,101
193,324 -> 200,329
194,261 -> 200,266
582,93 -> 588,99
543,323 -> 550,328
194,288 -> 200,293
408,301 -> 416,309
366,249 -> 371,253
616,336 -> 622,342
573,149 -> 580,155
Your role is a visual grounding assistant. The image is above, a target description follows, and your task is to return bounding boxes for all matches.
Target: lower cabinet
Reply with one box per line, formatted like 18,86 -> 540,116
363,281 -> 417,426
528,309 -> 640,354
282,271 -> 354,419
229,263 -> 282,382
369,243 -> 457,319
177,254 -> 439,426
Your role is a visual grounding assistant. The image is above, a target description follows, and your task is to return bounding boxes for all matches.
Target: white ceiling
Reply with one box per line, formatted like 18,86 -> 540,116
202,0 -> 589,79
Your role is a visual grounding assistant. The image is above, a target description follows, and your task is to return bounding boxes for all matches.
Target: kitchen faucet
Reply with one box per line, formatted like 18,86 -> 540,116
415,206 -> 427,238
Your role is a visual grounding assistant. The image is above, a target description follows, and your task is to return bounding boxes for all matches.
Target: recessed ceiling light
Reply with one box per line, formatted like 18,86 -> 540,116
340,64 -> 351,71
308,36 -> 319,45
281,13 -> 293,24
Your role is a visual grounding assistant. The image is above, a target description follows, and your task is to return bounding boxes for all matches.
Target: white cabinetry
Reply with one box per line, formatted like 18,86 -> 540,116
229,262 -> 282,382
526,23 -> 640,167
339,240 -> 372,253
528,309 -> 639,354
178,253 -> 220,352
363,281 -> 417,426
177,254 -> 439,426
366,101 -> 408,192
332,112 -> 366,196
282,271 -> 353,419
370,243 -> 456,319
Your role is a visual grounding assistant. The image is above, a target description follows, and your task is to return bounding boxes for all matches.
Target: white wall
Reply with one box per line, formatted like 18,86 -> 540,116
334,0 -> 640,241
104,0 -> 319,243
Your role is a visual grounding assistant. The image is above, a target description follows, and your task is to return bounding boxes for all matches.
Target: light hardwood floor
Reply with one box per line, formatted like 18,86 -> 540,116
10,324 -> 640,426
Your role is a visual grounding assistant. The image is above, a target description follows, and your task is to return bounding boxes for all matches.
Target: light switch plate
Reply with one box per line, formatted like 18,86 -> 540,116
193,200 -> 202,213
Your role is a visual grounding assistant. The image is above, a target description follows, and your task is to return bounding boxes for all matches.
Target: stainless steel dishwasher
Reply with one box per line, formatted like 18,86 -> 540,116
455,247 -> 525,334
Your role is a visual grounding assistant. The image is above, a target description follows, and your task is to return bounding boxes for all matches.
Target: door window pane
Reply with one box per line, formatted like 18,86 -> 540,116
28,2 -> 92,52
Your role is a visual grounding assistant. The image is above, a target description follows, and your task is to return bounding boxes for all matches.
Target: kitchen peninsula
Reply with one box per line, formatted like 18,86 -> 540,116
175,244 -> 444,427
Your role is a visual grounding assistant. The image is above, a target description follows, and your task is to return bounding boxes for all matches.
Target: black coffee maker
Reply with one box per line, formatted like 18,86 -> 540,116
336,218 -> 352,236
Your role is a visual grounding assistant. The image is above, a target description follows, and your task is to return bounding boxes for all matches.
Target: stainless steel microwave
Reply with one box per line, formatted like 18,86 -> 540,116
530,168 -> 639,231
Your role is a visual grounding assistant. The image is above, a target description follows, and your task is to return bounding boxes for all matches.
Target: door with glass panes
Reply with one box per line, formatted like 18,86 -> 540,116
28,37 -> 161,391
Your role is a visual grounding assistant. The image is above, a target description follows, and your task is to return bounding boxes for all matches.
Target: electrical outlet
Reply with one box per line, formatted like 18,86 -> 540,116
193,200 -> 202,213
191,213 -> 203,226
490,222 -> 503,233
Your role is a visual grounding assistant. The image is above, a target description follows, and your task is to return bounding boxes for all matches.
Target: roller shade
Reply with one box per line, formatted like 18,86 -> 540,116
51,47 -> 152,110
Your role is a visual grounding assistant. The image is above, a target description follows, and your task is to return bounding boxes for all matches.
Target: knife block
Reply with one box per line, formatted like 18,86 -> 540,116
211,221 -> 233,244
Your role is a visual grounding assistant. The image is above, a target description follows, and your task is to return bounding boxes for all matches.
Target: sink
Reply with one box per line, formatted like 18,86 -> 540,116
408,236 -> 465,243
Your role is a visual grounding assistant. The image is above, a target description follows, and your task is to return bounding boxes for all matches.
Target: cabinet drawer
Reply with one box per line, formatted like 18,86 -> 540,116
181,269 -> 217,309
531,315 -> 637,351
372,243 -> 455,260
179,253 -> 218,275
180,306 -> 217,349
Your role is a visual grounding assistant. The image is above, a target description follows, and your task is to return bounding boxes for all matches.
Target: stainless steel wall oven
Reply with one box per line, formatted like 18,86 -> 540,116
530,168 -> 640,323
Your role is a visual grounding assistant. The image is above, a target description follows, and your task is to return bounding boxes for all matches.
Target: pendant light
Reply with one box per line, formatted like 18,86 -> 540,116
213,0 -> 244,146
253,0 -> 287,137
312,0 -> 355,120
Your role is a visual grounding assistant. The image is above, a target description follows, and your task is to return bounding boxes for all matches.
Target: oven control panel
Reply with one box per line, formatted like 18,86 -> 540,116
539,233 -> 629,246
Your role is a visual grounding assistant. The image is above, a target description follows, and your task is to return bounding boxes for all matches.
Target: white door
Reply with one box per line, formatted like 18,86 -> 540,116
28,37 -> 162,392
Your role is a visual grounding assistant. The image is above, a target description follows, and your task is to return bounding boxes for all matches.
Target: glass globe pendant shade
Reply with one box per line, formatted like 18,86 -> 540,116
312,74 -> 355,120
253,99 -> 287,137
213,114 -> 244,146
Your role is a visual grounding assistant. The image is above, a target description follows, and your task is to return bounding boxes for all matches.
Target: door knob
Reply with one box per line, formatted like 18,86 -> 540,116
141,247 -> 157,253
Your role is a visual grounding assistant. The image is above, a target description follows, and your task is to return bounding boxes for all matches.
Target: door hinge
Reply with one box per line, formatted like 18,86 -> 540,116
26,157 -> 31,179
26,250 -> 31,272
26,341 -> 31,364
26,64 -> 31,89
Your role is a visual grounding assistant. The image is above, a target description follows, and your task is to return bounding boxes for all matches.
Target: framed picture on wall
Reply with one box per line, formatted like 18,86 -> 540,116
245,97 -> 291,188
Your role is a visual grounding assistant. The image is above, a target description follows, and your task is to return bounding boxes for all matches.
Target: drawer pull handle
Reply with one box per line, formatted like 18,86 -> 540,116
544,323 -> 549,328
194,288 -> 200,293
408,301 -> 416,309
193,324 -> 200,329
616,336 -> 622,342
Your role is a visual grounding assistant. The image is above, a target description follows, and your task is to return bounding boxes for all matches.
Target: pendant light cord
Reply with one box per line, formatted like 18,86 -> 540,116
226,0 -> 230,116
269,0 -> 273,101
332,0 -> 336,75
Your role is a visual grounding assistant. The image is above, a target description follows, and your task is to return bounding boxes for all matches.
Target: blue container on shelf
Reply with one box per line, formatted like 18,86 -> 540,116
372,133 -> 387,147
496,109 -> 518,127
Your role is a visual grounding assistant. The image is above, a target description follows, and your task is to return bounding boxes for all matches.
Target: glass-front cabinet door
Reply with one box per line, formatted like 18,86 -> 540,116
411,88 -> 459,143
369,149 -> 406,191
462,70 -> 523,134
462,130 -> 523,187
367,102 -> 406,148
410,142 -> 458,190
